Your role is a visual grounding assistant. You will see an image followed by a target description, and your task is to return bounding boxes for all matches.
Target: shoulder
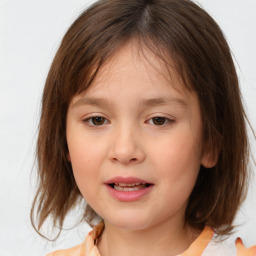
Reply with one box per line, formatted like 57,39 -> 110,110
46,243 -> 84,256
202,235 -> 256,256
46,226 -> 102,256
235,238 -> 256,256
46,222 -> 104,256
202,236 -> 236,256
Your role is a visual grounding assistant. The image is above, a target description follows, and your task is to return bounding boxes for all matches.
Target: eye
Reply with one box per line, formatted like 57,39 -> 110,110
83,116 -> 109,126
148,117 -> 173,126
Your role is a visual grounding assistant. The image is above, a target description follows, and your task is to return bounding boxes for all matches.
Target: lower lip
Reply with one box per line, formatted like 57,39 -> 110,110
105,185 -> 154,202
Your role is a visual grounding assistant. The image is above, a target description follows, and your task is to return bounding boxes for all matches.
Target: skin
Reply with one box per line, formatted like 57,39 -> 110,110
66,42 -> 215,256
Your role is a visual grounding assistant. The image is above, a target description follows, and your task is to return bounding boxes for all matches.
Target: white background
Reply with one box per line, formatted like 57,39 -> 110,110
0,0 -> 255,255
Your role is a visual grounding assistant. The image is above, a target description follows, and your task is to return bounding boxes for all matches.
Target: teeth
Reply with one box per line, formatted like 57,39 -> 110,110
114,185 -> 142,191
115,183 -> 144,186
118,183 -> 127,186
113,183 -> 147,191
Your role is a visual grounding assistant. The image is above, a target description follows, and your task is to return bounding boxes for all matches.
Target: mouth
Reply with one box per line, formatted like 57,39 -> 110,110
105,176 -> 154,191
108,183 -> 152,191
105,177 -> 154,201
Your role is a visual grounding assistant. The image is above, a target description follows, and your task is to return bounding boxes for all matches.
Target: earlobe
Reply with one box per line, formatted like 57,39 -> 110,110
201,151 -> 218,168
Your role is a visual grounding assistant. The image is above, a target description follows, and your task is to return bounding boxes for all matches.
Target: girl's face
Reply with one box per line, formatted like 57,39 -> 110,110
66,43 -> 212,231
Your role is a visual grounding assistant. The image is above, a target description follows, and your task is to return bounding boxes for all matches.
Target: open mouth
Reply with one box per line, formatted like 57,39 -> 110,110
108,183 -> 152,191
105,178 -> 154,201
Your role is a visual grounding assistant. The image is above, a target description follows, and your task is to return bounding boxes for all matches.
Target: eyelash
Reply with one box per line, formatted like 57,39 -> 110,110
82,116 -> 175,127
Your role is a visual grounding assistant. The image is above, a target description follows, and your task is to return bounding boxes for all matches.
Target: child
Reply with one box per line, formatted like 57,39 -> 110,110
31,0 -> 256,255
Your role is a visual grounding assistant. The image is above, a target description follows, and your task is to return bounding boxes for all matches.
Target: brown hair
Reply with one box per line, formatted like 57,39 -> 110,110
31,0 -> 250,240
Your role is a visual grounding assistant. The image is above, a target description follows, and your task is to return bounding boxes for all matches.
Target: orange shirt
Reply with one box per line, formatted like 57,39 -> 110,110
47,222 -> 256,256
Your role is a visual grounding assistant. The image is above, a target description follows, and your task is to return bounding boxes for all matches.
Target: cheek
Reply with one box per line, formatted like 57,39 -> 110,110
152,136 -> 201,213
69,147 -> 100,206
69,143 -> 91,170
150,127 -> 201,185
155,133 -> 200,163
67,135 -> 98,188
67,129 -> 111,196
68,131 -> 106,169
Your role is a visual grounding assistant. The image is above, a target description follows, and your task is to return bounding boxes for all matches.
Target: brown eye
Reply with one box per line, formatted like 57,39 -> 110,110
83,116 -> 108,126
152,117 -> 167,125
91,116 -> 106,125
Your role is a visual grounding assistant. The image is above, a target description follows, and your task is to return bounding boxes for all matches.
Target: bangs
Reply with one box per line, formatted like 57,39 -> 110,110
62,35 -> 194,107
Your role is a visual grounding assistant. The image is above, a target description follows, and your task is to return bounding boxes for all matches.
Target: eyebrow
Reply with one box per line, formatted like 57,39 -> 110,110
72,97 -> 111,108
72,96 -> 187,109
141,97 -> 187,108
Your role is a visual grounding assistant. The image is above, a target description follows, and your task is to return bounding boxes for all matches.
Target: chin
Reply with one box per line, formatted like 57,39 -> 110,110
104,212 -> 155,231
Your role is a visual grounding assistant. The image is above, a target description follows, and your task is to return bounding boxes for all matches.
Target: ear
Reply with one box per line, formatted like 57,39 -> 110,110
200,148 -> 219,168
67,152 -> 71,162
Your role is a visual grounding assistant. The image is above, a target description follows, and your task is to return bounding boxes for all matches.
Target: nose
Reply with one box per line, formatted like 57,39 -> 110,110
109,124 -> 145,165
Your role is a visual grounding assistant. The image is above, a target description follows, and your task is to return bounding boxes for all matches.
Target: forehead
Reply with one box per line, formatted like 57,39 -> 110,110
76,41 -> 191,102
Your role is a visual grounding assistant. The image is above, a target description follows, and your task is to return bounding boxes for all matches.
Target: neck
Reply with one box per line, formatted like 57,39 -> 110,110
97,218 -> 199,256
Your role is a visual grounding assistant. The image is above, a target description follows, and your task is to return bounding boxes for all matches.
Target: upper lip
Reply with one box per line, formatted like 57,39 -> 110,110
105,176 -> 153,185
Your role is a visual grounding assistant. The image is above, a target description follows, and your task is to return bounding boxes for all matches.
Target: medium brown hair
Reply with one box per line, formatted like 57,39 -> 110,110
31,0 -> 250,240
